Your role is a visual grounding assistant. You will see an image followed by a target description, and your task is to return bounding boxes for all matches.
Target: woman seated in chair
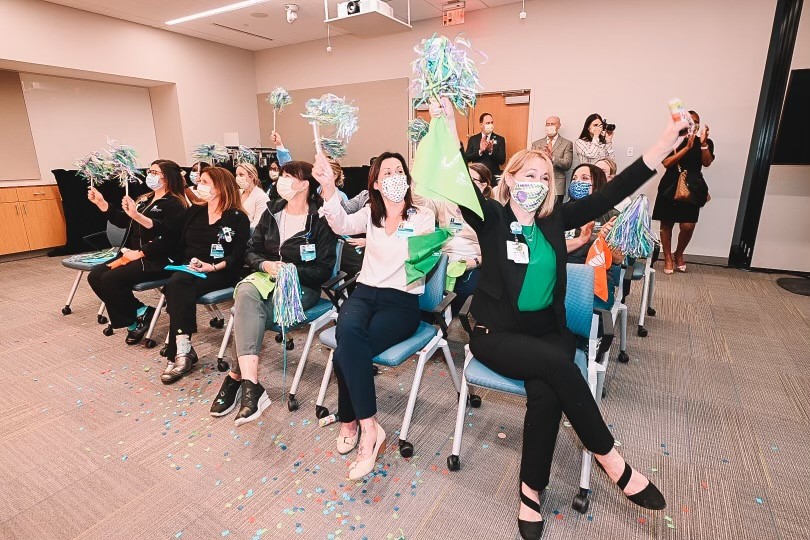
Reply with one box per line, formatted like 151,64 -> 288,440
235,162 -> 270,228
434,97 -> 679,539
154,167 -> 250,385
87,159 -> 188,345
210,161 -> 337,425
311,150 -> 435,481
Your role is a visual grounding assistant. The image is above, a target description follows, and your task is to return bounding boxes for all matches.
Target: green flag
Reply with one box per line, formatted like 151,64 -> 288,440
405,228 -> 452,285
412,116 -> 484,219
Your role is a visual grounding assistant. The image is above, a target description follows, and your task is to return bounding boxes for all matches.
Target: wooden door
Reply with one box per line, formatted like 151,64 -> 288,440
414,107 -> 471,144
472,94 -> 529,164
20,199 -> 67,250
0,203 -> 30,255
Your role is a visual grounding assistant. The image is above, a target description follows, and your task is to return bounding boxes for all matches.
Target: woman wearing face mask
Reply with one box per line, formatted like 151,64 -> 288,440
210,161 -> 338,425
236,162 -> 270,228
266,131 -> 293,199
311,150 -> 435,481
437,97 -> 682,539
151,167 -> 250,384
86,160 -> 188,344
574,113 -> 616,165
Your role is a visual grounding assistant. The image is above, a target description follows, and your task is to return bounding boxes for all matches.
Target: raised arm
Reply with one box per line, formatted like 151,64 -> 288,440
312,152 -> 369,235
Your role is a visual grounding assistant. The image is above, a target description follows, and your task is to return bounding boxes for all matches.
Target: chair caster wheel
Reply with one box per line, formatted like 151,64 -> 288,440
617,350 -> 630,363
602,387 -> 607,399
469,394 -> 482,408
647,307 -> 657,317
144,339 -> 157,349
372,365 -> 380,376
217,359 -> 229,372
210,318 -> 224,329
62,306 -> 72,315
285,338 -> 294,351
447,455 -> 460,471
288,396 -> 299,412
102,326 -> 114,336
572,492 -> 590,514
399,439 -> 414,458
637,326 -> 648,337
159,345 -> 169,357
275,333 -> 284,343
315,405 -> 330,419
97,315 -> 108,324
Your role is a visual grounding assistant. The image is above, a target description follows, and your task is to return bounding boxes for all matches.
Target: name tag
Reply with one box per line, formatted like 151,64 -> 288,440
210,243 -> 225,259
396,222 -> 415,238
507,241 -> 529,264
300,243 -> 316,262
564,229 -> 577,240
449,217 -> 464,235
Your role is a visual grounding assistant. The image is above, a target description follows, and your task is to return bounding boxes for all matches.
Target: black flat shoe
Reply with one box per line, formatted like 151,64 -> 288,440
518,487 -> 544,540
125,306 -> 155,345
599,460 -> 666,510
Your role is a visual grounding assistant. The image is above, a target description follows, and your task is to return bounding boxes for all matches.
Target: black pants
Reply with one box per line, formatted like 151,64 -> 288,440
333,284 -> 420,422
470,326 -> 614,491
450,268 -> 480,316
87,259 -> 170,329
164,270 -> 238,340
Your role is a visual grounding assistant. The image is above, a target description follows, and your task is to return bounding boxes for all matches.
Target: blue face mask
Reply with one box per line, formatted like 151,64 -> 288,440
145,173 -> 163,191
568,180 -> 591,200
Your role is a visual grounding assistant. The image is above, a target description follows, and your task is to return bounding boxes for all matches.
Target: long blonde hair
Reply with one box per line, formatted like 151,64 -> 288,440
236,163 -> 260,187
496,149 -> 557,218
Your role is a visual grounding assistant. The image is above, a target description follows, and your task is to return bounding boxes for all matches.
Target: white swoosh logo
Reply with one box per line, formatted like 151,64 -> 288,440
442,154 -> 462,169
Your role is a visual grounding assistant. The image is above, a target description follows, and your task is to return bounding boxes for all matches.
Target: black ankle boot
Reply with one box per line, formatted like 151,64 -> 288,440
518,487 -> 544,540
125,306 -> 156,345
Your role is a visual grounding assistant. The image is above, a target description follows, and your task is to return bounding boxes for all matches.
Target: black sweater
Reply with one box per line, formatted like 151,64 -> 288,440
245,199 -> 337,290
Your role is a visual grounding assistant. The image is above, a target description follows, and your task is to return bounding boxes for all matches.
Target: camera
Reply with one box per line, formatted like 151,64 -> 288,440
346,0 -> 360,14
603,120 -> 616,133
284,4 -> 299,23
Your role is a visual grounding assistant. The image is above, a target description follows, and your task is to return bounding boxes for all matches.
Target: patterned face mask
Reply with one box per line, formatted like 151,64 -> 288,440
568,180 -> 592,200
380,173 -> 409,203
511,181 -> 548,213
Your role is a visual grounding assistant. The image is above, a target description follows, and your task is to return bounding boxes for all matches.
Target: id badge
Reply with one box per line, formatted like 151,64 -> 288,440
300,243 -> 316,262
210,243 -> 225,259
564,229 -> 577,240
396,222 -> 415,238
449,217 -> 464,235
507,241 -> 529,264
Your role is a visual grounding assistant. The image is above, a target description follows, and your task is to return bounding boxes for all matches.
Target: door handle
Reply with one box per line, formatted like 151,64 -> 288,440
33,191 -> 45,196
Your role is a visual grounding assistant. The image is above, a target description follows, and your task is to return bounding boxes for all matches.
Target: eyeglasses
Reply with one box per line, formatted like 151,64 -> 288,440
147,170 -> 162,175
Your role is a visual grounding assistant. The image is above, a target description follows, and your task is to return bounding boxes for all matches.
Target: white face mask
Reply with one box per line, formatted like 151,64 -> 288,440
484,124 -> 494,135
269,170 -> 280,181
236,177 -> 250,190
195,184 -> 214,201
545,125 -> 559,137
511,181 -> 548,213
189,171 -> 199,185
276,175 -> 305,202
379,173 -> 409,203
145,173 -> 163,191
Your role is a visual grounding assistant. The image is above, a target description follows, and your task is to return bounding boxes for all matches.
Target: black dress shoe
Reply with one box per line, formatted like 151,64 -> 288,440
234,380 -> 271,426
599,460 -> 666,510
518,487 -> 544,540
125,306 -> 156,345
160,347 -> 197,384
210,375 -> 242,417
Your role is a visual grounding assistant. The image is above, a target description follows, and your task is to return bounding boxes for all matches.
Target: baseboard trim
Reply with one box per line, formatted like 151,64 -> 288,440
683,254 -> 728,267
0,249 -> 50,264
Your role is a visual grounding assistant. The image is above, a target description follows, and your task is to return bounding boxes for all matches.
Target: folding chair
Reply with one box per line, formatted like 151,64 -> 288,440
313,255 -> 462,458
447,264 -> 614,515
214,241 -> 348,413
600,264 -> 629,364
620,253 -> 657,338
60,222 -> 125,320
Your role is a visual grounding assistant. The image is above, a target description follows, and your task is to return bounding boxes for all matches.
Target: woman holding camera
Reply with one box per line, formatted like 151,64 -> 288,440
574,113 -> 615,164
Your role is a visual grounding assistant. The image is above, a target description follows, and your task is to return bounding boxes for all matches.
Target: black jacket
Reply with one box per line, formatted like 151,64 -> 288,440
464,132 -> 507,179
458,157 -> 656,335
245,198 -> 337,291
148,204 -> 250,274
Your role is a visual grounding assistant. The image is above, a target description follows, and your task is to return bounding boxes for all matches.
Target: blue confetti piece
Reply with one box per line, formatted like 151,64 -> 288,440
175,533 -> 182,538
755,497 -> 763,504
222,531 -> 230,537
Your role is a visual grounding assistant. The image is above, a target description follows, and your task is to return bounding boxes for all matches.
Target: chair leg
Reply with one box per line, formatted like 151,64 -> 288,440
314,351 -> 334,418
440,341 -> 461,393
143,293 -> 165,345
398,352 -> 430,456
216,312 -> 235,372
62,271 -> 84,314
97,301 -> 108,324
289,310 -> 333,404
637,268 -> 651,337
447,356 -> 471,472
647,268 -> 657,316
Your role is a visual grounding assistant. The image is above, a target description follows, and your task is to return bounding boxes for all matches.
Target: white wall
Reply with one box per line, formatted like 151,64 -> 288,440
752,1 -> 810,272
20,73 -> 159,183
254,0 -> 777,260
0,0 -> 260,171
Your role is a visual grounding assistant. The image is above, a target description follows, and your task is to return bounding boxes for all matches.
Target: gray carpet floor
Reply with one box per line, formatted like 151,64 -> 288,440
1,256 -> 808,539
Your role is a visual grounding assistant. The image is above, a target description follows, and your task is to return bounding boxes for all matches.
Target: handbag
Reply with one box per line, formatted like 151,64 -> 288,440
674,164 -> 691,202
673,164 -> 711,207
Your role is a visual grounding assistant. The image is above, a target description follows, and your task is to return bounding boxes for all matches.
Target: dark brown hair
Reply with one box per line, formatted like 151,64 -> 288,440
279,160 -> 321,205
578,113 -> 606,143
145,159 -> 188,208
368,152 -> 415,228
571,163 -> 608,194
468,162 -> 493,199
195,166 -> 245,214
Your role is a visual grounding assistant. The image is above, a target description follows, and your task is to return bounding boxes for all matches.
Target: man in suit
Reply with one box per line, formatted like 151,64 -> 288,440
464,113 -> 506,185
532,116 -> 573,205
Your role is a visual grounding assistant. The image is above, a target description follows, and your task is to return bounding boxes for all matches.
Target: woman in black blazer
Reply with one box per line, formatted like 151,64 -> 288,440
436,98 -> 683,539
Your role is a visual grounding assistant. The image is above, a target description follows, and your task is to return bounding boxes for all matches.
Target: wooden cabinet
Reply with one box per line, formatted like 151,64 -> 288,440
0,186 -> 67,255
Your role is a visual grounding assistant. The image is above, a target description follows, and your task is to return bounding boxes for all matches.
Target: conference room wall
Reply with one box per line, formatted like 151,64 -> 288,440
0,70 -> 39,183
0,0 -> 260,168
254,0 -> 778,260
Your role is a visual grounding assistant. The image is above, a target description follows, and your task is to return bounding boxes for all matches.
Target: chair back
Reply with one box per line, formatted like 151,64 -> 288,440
564,263 -> 595,339
332,239 -> 344,279
418,254 -> 449,312
106,222 -> 126,248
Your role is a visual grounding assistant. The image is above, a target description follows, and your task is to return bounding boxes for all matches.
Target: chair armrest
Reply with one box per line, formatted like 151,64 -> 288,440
321,271 -> 348,309
595,308 -> 614,362
330,274 -> 358,312
459,294 -> 474,339
321,271 -> 348,291
82,230 -> 108,250
431,291 -> 456,335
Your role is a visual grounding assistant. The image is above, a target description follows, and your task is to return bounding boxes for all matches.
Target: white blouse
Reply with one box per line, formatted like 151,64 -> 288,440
321,191 -> 436,294
242,186 -> 271,228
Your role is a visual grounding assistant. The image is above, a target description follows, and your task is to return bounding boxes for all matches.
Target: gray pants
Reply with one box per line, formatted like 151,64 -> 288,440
232,282 -> 321,372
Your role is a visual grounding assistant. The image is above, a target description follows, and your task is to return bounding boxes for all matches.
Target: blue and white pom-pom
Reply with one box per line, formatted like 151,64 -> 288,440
605,194 -> 657,258
272,263 -> 307,400
106,139 -> 140,189
267,87 -> 293,110
75,151 -> 114,187
191,143 -> 229,164
234,145 -> 258,165
408,118 -> 430,144
301,93 -> 359,158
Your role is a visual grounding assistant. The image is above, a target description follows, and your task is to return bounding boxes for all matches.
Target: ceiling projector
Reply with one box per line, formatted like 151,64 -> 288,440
337,0 -> 393,18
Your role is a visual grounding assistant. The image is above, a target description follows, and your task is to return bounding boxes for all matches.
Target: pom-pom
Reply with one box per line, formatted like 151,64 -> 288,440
408,118 -> 430,143
410,34 -> 486,113
605,195 -> 658,258
273,263 -> 307,402
266,87 -> 293,110
191,143 -> 229,164
75,151 -> 114,186
234,145 -> 258,165
106,139 -> 140,188
301,93 -> 359,158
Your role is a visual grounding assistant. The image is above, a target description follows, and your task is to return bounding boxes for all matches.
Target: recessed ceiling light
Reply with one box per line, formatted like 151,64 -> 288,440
166,0 -> 271,25
250,12 -> 269,18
